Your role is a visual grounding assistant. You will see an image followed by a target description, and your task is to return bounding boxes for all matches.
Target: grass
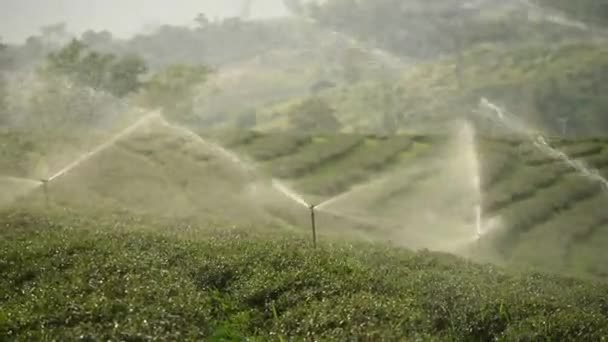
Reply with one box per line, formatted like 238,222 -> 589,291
1,209 -> 608,340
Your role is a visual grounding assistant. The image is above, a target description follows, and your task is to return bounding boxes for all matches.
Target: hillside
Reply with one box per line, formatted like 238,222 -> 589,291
305,0 -> 593,60
254,42 -> 608,135
211,128 -> 608,278
2,0 -> 608,338
478,135 -> 608,277
1,210 -> 607,340
537,0 -> 608,27
4,119 -> 608,278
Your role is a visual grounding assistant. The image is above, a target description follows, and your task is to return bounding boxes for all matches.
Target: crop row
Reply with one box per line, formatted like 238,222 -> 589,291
492,176 -> 602,255
296,137 -> 415,196
478,141 -> 520,190
269,135 -> 365,179
371,168 -> 440,209
484,162 -> 572,213
566,224 -> 608,277
207,129 -> 262,147
235,133 -> 312,161
509,194 -> 608,272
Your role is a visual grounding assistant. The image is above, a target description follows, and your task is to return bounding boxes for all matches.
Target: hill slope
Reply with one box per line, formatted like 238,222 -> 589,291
1,210 -> 607,340
4,120 -> 608,278
255,42 -> 608,135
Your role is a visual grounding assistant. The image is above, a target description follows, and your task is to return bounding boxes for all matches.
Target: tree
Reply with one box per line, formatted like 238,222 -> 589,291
46,39 -> 88,77
75,51 -> 116,90
81,30 -> 113,48
141,64 -> 211,122
288,97 -> 340,132
107,54 -> 148,97
45,39 -> 147,97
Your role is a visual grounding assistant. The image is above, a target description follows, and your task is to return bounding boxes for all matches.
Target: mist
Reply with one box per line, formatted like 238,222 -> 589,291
1,1 -> 608,338
0,0 -> 290,43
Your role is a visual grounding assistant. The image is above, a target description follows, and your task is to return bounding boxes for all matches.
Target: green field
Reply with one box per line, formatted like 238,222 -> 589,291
2,209 -> 608,340
3,1 -> 608,337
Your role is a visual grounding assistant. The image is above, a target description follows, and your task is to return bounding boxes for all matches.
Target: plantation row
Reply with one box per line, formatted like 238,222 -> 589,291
478,137 -> 608,277
212,131 -> 433,197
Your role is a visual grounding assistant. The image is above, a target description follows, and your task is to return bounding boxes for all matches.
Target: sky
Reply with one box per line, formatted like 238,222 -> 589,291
0,0 -> 290,43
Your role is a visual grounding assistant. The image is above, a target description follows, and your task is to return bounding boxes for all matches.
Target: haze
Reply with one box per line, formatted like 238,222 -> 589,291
0,0 -> 289,43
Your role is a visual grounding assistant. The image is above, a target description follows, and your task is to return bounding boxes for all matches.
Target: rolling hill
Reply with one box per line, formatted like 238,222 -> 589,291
2,0 -> 608,338
4,117 -> 608,278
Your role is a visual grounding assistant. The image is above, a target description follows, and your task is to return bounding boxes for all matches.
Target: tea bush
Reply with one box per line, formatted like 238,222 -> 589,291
1,211 -> 607,340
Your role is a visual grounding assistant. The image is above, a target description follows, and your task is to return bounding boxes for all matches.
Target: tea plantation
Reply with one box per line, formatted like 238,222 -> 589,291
3,125 -> 608,339
1,209 -> 608,340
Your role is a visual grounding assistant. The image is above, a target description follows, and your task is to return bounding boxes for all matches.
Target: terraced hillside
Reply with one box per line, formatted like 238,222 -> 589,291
2,118 -> 273,228
209,125 -> 485,253
477,136 -> 608,278
4,120 -> 608,278
255,42 -> 608,135
205,128 -> 608,278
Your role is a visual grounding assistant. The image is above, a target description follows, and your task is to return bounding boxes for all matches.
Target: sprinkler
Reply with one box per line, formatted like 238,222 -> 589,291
309,204 -> 317,248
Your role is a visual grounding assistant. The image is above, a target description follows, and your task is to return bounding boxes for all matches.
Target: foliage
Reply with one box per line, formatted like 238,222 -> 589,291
233,132 -> 312,161
285,42 -> 608,135
0,210 -> 607,340
269,134 -> 363,178
307,0 -> 587,60
537,0 -> 608,27
140,64 -> 211,123
287,97 -> 341,133
45,39 -> 147,98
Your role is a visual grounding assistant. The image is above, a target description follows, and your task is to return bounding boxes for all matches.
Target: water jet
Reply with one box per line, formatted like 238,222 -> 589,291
47,112 -> 160,183
479,98 -> 608,191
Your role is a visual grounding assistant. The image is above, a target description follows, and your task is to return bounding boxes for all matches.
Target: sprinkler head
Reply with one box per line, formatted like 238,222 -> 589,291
309,204 -> 317,210
40,179 -> 49,185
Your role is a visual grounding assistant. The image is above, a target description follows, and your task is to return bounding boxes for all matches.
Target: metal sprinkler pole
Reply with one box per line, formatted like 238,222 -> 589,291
309,204 -> 317,248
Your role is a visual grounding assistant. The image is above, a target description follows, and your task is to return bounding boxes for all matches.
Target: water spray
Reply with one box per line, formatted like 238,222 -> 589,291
271,179 -> 310,208
47,112 -> 160,183
479,98 -> 608,191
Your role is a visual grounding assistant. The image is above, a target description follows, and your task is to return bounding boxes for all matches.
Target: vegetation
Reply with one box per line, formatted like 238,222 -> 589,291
286,97 -> 340,132
478,136 -> 608,277
537,0 -> 608,27
45,39 -> 147,98
306,0 -> 589,60
138,64 -> 212,123
1,210 -> 608,340
2,0 -> 608,338
273,42 -> 608,135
